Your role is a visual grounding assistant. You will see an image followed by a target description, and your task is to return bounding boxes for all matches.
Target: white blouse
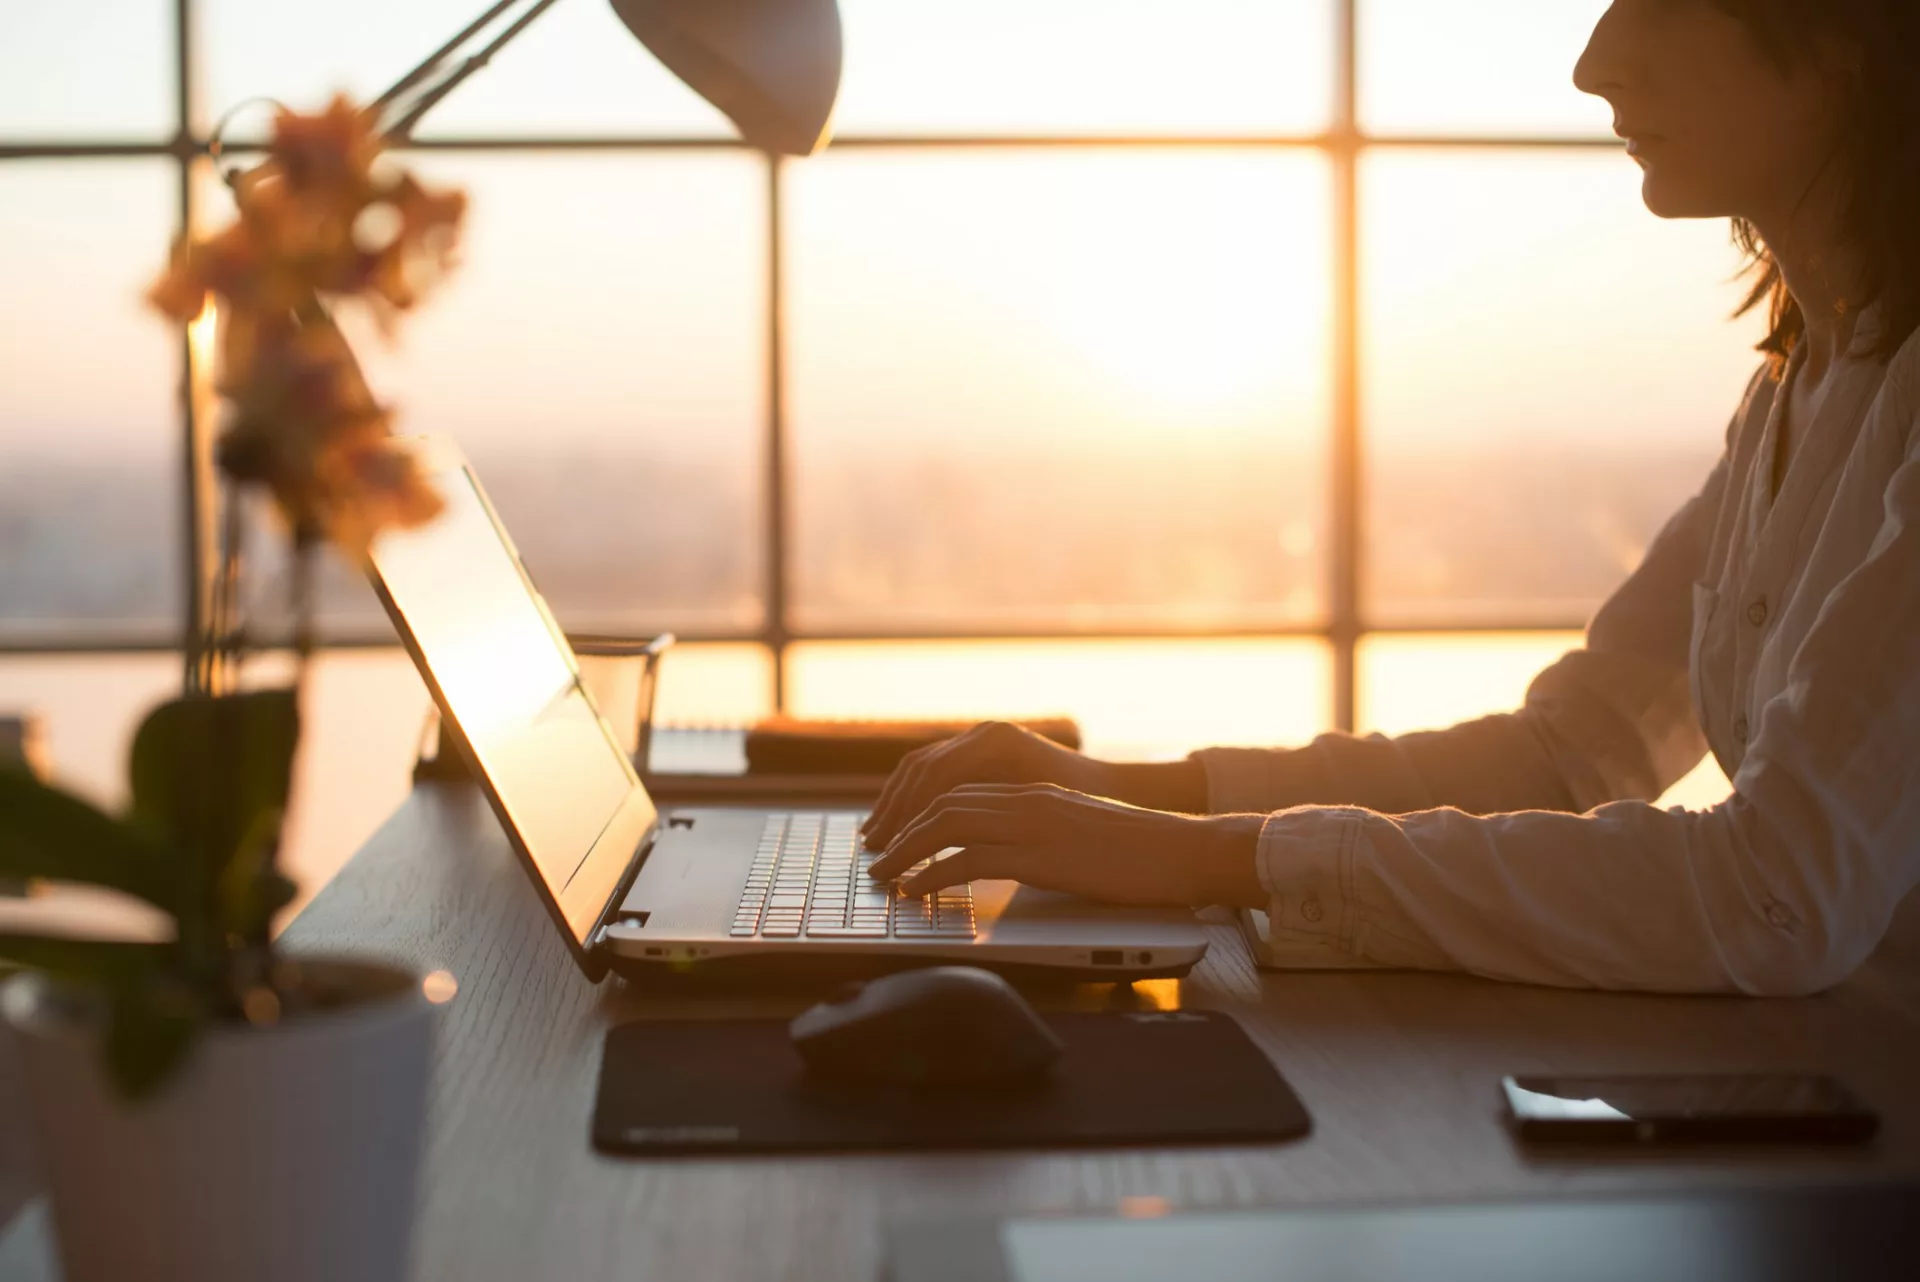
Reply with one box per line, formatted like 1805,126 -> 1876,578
1199,309 -> 1920,994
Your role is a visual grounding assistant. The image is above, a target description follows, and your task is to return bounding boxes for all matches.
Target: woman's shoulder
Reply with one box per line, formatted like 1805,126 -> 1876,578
1850,313 -> 1920,472
1879,319 -> 1920,431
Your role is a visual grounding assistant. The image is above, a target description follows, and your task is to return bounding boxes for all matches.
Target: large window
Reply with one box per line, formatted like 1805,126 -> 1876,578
3,1 -> 1745,815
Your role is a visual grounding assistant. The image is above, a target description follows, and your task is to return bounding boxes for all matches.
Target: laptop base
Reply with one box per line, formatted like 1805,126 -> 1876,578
604,949 -> 1200,991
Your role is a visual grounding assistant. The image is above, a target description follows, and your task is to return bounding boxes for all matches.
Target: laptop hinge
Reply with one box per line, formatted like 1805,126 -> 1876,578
591,823 -> 660,950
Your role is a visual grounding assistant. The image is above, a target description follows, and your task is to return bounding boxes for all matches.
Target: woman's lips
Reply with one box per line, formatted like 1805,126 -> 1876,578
1616,126 -> 1665,157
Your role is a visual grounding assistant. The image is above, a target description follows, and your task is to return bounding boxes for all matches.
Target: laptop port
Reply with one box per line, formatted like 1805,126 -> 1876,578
1091,949 -> 1123,965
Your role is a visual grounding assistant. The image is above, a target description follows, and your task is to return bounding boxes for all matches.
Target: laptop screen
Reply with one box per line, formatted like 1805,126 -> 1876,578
367,446 -> 656,954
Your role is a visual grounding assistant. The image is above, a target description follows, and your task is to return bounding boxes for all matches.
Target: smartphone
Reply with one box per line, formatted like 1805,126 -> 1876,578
1501,1073 -> 1880,1145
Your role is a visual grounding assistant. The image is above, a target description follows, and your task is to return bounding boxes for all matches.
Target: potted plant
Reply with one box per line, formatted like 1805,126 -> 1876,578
0,97 -> 464,1282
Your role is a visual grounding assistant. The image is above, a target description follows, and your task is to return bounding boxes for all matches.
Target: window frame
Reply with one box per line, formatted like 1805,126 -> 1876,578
0,0 -> 1623,731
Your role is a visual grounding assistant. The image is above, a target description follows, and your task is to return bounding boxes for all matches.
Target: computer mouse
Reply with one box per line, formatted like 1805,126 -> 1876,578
789,966 -> 1065,1087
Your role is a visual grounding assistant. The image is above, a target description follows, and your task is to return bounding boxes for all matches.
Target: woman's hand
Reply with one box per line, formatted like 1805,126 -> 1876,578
864,782 -> 1268,910
860,721 -> 1110,849
859,721 -> 1210,851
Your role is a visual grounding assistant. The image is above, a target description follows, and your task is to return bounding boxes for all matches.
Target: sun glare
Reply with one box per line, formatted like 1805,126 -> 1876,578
1059,220 -> 1321,417
789,149 -> 1330,455
1033,157 -> 1330,429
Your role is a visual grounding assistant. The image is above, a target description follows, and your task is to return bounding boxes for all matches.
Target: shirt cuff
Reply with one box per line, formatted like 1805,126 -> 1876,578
1252,806 -> 1370,958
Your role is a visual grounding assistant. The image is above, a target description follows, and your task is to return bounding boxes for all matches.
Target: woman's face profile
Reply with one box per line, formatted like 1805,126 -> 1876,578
1573,1 -> 1845,224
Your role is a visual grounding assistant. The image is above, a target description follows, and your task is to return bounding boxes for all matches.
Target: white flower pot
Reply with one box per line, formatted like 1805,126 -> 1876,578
3,957 -> 445,1282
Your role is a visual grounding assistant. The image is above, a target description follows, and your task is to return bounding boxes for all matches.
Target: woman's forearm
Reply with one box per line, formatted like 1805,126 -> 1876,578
1100,757 -> 1211,814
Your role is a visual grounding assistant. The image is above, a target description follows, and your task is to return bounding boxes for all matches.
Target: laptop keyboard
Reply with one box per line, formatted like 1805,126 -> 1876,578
730,812 -> 977,941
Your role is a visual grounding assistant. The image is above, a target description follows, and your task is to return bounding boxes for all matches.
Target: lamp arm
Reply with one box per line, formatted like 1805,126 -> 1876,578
377,0 -> 569,142
370,0 -> 523,114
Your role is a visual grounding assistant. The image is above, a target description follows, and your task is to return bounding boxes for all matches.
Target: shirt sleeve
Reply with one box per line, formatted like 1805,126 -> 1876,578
1255,389 -> 1920,995
1198,446 -> 1731,817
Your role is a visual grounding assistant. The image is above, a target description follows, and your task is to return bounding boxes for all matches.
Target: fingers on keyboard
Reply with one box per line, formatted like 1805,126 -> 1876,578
730,811 -> 974,940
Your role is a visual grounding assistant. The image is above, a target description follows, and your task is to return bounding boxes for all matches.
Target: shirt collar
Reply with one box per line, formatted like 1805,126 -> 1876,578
1847,298 -> 1888,358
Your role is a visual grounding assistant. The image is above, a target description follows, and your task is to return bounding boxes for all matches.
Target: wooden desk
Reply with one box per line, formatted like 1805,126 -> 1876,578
7,783 -> 1920,1280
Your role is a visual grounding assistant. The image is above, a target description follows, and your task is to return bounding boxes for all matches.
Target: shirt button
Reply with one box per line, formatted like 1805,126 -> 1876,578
1301,898 -> 1324,924
1746,599 -> 1769,627
1733,716 -> 1750,744
1766,903 -> 1792,929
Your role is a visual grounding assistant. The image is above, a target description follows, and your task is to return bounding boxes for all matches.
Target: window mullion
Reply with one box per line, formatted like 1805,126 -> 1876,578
765,153 -> 791,711
1330,0 -> 1362,733
175,0 -> 223,694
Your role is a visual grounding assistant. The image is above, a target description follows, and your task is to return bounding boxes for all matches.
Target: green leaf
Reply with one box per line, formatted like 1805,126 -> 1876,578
0,770 -> 176,909
127,689 -> 300,918
219,808 -> 298,941
0,935 -> 172,988
105,975 -> 202,1100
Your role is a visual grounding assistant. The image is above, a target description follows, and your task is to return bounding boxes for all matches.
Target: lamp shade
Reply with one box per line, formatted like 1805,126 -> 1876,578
610,0 -> 842,155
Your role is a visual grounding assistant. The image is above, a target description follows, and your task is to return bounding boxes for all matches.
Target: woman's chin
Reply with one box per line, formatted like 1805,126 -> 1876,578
1637,171 -> 1725,221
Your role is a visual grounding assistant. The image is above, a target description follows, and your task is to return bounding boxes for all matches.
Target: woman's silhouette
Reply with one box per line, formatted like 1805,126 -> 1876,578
861,0 -> 1920,995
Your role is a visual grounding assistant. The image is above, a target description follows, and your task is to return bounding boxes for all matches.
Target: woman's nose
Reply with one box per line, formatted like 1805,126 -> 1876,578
1573,1 -> 1629,100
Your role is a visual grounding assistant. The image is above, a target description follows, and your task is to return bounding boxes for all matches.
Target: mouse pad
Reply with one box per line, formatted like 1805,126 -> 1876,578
592,1010 -> 1311,1156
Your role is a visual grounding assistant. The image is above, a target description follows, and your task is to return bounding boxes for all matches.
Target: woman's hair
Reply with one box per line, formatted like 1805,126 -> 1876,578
1717,0 -> 1920,367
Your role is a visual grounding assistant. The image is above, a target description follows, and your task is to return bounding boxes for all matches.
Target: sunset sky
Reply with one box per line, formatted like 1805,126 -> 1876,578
3,0 -> 1761,466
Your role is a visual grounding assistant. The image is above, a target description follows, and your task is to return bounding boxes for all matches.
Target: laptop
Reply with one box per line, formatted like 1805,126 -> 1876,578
364,438 -> 1208,983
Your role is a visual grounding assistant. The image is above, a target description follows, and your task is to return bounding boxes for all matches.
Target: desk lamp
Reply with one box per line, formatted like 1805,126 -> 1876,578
370,0 -> 842,152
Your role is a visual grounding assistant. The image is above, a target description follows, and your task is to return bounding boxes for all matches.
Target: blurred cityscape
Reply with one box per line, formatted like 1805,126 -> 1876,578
0,438 -> 1719,640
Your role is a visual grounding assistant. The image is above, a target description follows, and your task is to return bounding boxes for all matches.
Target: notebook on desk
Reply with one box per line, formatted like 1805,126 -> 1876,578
743,716 -> 1080,776
888,1183 -> 1920,1282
